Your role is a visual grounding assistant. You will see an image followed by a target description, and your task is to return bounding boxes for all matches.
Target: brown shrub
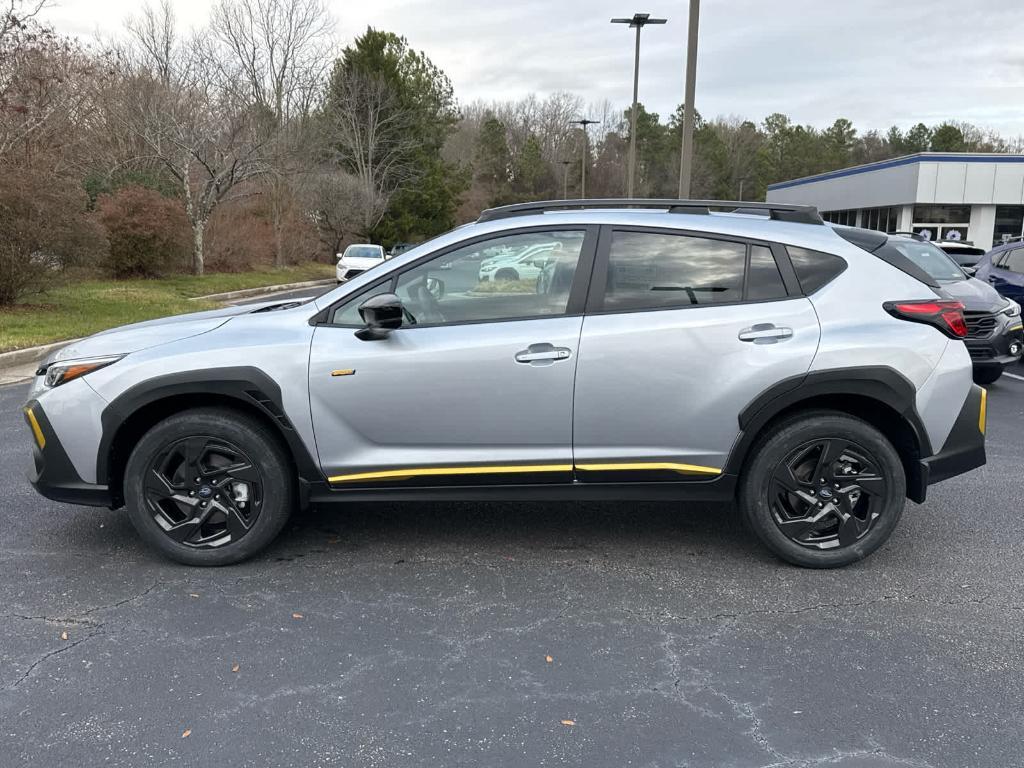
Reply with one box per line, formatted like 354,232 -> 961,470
96,185 -> 190,278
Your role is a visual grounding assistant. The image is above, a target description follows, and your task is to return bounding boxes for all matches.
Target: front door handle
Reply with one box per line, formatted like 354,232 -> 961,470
515,343 -> 572,365
738,323 -> 793,344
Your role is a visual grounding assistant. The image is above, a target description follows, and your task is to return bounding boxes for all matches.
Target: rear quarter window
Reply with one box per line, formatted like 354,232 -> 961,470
785,246 -> 847,294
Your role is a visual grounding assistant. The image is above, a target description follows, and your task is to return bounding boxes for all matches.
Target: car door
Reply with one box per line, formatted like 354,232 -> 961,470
571,226 -> 821,482
308,226 -> 597,487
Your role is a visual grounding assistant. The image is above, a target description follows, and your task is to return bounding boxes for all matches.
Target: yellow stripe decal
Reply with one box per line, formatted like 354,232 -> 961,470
328,461 -> 722,484
25,408 -> 45,449
575,461 -> 722,476
331,369 -> 356,377
329,464 -> 572,484
979,388 -> 987,435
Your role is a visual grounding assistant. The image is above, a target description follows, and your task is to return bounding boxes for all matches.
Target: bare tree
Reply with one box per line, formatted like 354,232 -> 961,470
210,0 -> 333,266
323,70 -> 419,238
110,1 -> 273,275
303,168 -> 366,257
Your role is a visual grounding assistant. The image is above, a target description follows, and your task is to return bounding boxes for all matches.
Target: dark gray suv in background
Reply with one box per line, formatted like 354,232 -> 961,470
885,233 -> 1022,384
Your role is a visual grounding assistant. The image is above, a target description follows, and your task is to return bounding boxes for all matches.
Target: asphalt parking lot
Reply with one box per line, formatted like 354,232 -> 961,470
1,371 -> 1023,767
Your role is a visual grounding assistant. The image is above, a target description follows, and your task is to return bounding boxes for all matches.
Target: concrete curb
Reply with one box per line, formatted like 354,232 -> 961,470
189,278 -> 335,303
0,337 -> 82,370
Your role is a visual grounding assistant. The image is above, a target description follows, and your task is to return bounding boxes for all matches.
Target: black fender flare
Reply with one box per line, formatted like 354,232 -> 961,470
725,366 -> 933,492
97,367 -> 324,502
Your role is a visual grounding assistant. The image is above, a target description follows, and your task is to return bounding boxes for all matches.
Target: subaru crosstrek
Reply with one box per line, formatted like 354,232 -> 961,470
23,200 -> 987,568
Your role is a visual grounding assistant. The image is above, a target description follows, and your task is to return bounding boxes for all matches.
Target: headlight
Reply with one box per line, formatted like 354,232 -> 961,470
41,355 -> 124,388
1002,300 -> 1021,318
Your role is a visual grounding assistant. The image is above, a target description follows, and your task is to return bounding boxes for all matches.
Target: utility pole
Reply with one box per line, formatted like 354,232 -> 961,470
571,117 -> 598,198
677,0 -> 700,199
561,160 -> 571,199
612,13 -> 666,198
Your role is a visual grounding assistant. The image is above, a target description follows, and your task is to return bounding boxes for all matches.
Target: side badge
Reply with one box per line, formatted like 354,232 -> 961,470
331,369 -> 356,377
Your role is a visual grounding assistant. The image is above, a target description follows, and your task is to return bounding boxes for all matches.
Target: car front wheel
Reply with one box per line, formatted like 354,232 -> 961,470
740,410 -> 905,568
124,408 -> 294,566
972,366 -> 1003,386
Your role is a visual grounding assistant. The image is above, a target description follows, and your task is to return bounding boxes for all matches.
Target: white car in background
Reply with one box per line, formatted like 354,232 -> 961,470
337,244 -> 387,283
478,242 -> 562,282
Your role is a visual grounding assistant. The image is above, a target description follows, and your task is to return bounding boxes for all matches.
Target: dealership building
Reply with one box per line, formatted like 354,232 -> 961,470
766,153 -> 1024,250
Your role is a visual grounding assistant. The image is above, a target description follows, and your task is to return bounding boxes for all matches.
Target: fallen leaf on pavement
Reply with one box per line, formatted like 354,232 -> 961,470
181,729 -> 192,738
545,655 -> 553,663
292,612 -> 303,619
560,719 -> 575,726
231,663 -> 240,673
60,631 -> 68,641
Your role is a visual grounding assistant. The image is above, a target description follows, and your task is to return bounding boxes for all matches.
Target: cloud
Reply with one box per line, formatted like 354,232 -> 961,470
41,0 -> 1024,135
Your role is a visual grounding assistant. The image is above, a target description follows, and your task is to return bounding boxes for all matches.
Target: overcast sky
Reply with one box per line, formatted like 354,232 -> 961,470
42,0 -> 1024,137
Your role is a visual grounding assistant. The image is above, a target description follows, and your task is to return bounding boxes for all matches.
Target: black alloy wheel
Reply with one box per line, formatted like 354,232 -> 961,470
768,438 -> 886,550
740,410 -> 905,568
125,408 -> 294,566
144,436 -> 263,549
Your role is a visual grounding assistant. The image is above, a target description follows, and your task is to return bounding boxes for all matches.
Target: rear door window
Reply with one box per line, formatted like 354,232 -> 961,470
600,231 -> 746,311
746,245 -> 788,301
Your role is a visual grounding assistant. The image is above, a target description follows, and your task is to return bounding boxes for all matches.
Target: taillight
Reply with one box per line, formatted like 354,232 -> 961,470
883,299 -> 967,339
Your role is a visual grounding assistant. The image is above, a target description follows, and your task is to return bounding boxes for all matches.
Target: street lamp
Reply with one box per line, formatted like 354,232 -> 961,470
571,117 -> 598,198
611,12 -> 667,198
560,160 -> 572,199
677,0 -> 700,199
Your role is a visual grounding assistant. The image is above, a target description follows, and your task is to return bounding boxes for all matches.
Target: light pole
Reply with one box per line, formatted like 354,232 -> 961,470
561,160 -> 571,199
677,0 -> 700,199
571,117 -> 598,198
612,12 -> 666,198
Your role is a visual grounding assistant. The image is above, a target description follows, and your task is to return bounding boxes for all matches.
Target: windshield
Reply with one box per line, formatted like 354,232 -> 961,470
887,239 -> 965,282
346,245 -> 383,259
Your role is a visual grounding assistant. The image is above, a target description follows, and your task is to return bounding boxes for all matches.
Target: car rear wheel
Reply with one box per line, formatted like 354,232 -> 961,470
972,366 -> 1003,385
740,411 -> 905,568
124,408 -> 294,566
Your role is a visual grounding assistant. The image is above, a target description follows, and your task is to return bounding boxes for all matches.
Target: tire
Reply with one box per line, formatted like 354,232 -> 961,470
494,268 -> 519,282
124,408 -> 294,566
739,410 -> 905,569
972,366 -> 1003,385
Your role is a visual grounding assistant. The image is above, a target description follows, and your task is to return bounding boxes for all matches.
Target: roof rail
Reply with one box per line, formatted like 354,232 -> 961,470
997,234 -> 1024,245
475,198 -> 824,226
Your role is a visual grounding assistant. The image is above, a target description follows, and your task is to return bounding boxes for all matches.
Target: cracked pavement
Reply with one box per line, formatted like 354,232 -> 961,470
2,374 -> 1023,767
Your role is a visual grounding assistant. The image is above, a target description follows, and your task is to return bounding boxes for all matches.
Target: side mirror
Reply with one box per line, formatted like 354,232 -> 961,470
962,266 -> 977,277
426,276 -> 445,299
355,293 -> 403,340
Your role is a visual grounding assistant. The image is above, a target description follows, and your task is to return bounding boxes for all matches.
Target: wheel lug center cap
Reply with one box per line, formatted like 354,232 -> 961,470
197,486 -> 213,499
819,488 -> 834,500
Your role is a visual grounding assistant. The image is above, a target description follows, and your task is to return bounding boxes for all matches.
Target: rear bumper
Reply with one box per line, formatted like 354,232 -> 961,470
24,402 -> 112,508
909,384 -> 987,502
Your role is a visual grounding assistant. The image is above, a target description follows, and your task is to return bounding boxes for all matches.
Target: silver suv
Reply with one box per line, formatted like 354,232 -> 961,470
23,200 -> 987,568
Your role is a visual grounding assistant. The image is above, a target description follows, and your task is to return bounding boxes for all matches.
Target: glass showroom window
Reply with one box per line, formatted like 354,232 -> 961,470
912,204 -> 971,242
861,206 -> 900,233
994,206 -> 1024,245
822,209 -> 857,226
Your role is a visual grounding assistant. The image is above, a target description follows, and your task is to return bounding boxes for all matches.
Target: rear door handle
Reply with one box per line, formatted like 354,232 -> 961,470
515,343 -> 572,364
738,323 -> 793,344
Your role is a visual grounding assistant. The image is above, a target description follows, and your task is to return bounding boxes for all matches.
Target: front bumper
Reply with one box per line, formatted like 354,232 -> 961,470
965,314 -> 1023,368
909,384 -> 987,502
23,401 -> 112,508
336,266 -> 364,283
